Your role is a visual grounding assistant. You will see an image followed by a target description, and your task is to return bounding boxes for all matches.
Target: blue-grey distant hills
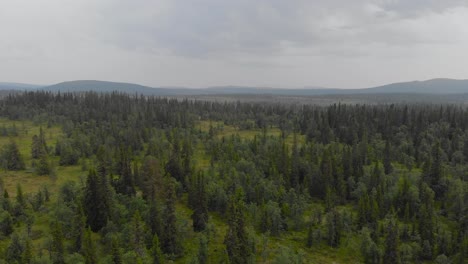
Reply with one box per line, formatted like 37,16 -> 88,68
41,80 -> 181,95
3,78 -> 468,95
0,82 -> 42,90
366,78 -> 468,94
206,79 -> 468,95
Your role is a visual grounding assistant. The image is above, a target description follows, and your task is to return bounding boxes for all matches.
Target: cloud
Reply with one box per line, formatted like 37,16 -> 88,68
86,0 -> 468,58
0,0 -> 467,87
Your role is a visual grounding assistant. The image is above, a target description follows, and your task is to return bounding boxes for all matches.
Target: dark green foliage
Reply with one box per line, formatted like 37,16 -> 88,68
0,210 -> 13,236
111,237 -> 123,264
83,168 -> 112,232
31,127 -> 47,159
358,192 -> 378,228
197,235 -> 208,264
151,234 -> 164,264
1,140 -> 25,170
395,175 -> 417,220
259,200 -> 283,235
16,183 -> 26,208
57,140 -> 79,166
383,217 -> 400,264
147,199 -> 162,239
161,178 -> 182,257
130,210 -> 147,258
0,91 -> 466,263
35,153 -> 52,176
2,189 -> 12,212
224,191 -> 253,264
190,171 -> 209,232
22,237 -> 32,264
454,235 -> 468,264
50,221 -> 65,264
383,140 -> 393,175
326,208 -> 342,248
71,203 -> 86,252
114,146 -> 136,196
43,185 -> 50,202
361,228 -> 381,264
82,227 -> 98,264
139,156 -> 162,200
31,189 -> 45,211
6,233 -> 24,263
418,183 -> 435,260
306,223 -> 314,248
59,180 -> 79,206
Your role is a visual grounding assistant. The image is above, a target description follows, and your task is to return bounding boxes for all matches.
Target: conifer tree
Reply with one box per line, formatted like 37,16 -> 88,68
361,228 -> 381,264
419,183 -> 435,260
306,223 -> 314,248
429,142 -> 445,199
0,211 -> 13,236
22,237 -> 33,264
147,198 -> 162,239
111,236 -> 123,264
31,127 -> 47,159
197,235 -> 208,264
140,156 -> 162,200
16,183 -> 26,208
1,140 -> 25,170
115,146 -> 135,196
36,153 -> 52,176
131,210 -> 147,258
71,202 -> 86,252
6,233 -> 24,263
383,217 -> 400,264
161,178 -> 181,256
84,168 -> 111,231
51,221 -> 65,264
224,191 -> 253,264
326,208 -> 342,248
151,234 -> 164,264
82,227 -> 98,264
191,171 -> 208,232
383,140 -> 393,175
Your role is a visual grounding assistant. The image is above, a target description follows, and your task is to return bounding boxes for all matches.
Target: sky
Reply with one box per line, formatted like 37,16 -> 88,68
1,0 -> 468,88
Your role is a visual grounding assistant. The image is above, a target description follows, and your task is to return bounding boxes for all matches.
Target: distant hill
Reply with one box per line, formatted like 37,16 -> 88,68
42,80 -> 175,95
192,79 -> 468,95
0,82 -> 42,90
364,78 -> 468,94
204,86 -> 345,95
28,78 -> 468,96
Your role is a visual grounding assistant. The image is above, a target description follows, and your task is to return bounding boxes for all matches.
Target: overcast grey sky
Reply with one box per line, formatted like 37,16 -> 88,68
1,0 -> 468,88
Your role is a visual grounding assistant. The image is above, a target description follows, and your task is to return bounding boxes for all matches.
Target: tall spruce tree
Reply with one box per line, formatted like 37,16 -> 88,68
191,171 -> 208,232
224,191 -> 253,264
383,140 -> 393,175
115,146 -> 136,196
1,140 -> 25,170
50,221 -> 65,264
82,227 -> 98,264
383,217 -> 400,264
151,233 -> 164,264
326,208 -> 342,248
161,178 -> 181,257
31,127 -> 47,159
83,168 -> 111,232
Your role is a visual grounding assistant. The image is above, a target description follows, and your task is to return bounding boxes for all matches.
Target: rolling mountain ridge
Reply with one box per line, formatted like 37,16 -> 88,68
0,82 -> 42,90
2,78 -> 468,96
